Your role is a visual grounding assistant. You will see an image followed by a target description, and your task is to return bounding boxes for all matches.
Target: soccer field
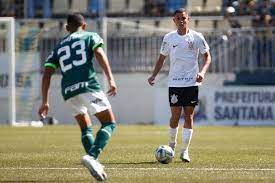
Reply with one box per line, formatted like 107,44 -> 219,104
0,125 -> 274,182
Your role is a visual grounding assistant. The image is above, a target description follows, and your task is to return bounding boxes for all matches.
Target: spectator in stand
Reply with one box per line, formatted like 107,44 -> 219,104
27,0 -> 51,18
235,0 -> 248,15
222,0 -> 230,15
0,1 -> 2,16
247,0 -> 258,16
143,0 -> 165,16
0,0 -> 16,17
252,1 -> 272,27
269,0 -> 275,17
257,0 -> 271,15
225,6 -> 242,28
270,1 -> 275,66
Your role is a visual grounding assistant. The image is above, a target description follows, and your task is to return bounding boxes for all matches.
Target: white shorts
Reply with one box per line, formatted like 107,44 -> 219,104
65,91 -> 111,116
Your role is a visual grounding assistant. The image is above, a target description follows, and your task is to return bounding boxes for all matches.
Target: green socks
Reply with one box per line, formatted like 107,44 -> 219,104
89,122 -> 116,159
81,125 -> 94,154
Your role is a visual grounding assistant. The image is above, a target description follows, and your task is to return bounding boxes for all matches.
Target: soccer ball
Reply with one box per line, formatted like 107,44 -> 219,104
155,145 -> 174,164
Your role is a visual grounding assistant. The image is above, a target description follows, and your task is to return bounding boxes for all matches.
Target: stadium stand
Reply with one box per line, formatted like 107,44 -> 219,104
108,0 -> 127,15
26,0 -> 51,18
128,0 -> 144,14
0,0 -> 24,18
71,0 -> 88,14
165,0 -> 187,14
204,0 -> 222,12
0,0 -> 274,74
52,0 -> 69,18
189,0 -> 204,14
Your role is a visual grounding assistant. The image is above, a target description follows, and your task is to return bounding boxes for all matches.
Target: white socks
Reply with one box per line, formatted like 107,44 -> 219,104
169,127 -> 193,153
182,128 -> 193,152
169,126 -> 179,149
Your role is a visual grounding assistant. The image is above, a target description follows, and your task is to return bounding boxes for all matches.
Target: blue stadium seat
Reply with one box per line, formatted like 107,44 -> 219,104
166,0 -> 187,13
88,0 -> 101,14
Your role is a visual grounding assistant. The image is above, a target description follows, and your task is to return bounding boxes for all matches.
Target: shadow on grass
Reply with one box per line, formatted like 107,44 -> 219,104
103,161 -> 158,165
0,181 -> 87,183
73,160 -> 187,166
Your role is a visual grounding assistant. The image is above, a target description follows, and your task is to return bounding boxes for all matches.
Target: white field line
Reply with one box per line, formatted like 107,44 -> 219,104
0,167 -> 274,171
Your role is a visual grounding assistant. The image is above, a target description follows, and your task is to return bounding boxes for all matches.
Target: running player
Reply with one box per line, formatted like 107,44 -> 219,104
38,13 -> 117,181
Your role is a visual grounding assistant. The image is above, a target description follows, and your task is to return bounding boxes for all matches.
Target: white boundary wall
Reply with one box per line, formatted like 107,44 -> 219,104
0,73 -> 275,125
155,85 -> 275,126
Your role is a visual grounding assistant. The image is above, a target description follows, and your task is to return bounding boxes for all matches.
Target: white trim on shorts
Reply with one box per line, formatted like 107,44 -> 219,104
65,91 -> 111,116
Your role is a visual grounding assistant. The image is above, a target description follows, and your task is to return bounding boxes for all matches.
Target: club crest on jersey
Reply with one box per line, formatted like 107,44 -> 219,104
187,41 -> 194,50
170,94 -> 178,104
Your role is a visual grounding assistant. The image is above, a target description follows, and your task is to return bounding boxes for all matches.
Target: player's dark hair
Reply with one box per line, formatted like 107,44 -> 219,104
173,8 -> 188,16
67,13 -> 85,28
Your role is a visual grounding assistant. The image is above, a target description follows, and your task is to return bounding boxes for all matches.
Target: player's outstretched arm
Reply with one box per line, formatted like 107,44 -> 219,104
38,67 -> 55,118
197,51 -> 211,83
94,47 -> 117,96
148,54 -> 166,86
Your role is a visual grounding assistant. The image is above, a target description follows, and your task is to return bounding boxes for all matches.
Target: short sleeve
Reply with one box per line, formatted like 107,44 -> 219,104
160,35 -> 170,56
197,33 -> 210,54
91,33 -> 104,51
44,49 -> 59,69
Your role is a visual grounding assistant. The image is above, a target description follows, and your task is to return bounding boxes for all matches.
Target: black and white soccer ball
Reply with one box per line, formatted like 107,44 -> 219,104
155,145 -> 174,164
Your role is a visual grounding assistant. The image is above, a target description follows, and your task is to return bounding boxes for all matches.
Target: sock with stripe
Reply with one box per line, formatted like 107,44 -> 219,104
89,122 -> 116,159
81,125 -> 94,154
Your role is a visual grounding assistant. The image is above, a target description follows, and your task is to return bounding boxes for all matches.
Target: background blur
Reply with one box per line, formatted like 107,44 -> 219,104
0,0 -> 275,126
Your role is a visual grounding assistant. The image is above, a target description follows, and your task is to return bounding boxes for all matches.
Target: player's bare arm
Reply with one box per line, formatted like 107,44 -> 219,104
197,51 -> 211,83
38,67 -> 55,118
148,54 -> 166,86
94,47 -> 117,96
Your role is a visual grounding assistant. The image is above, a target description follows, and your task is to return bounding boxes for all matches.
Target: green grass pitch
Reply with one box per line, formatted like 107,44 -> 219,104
0,125 -> 274,182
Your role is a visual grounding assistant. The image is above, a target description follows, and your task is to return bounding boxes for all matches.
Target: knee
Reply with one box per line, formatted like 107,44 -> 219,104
170,115 -> 180,123
170,115 -> 180,128
184,114 -> 194,122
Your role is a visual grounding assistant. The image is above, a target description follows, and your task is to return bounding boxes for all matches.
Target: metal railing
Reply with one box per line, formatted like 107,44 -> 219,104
204,27 -> 275,73
1,19 -> 274,73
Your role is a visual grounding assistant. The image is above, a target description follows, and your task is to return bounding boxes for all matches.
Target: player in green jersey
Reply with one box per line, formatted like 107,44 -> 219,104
38,13 -> 117,181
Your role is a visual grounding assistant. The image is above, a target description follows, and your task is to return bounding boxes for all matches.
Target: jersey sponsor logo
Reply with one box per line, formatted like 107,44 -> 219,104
190,100 -> 197,104
170,94 -> 178,104
64,81 -> 88,94
172,77 -> 194,81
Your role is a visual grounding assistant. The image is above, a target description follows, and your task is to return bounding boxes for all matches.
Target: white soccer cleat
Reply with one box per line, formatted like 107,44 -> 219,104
81,155 -> 107,181
180,150 -> 191,163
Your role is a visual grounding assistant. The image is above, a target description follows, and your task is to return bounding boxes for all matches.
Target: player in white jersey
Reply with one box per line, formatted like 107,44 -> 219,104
148,8 -> 211,162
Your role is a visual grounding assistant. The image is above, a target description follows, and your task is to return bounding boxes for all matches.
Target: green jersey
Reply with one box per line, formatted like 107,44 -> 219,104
44,31 -> 103,100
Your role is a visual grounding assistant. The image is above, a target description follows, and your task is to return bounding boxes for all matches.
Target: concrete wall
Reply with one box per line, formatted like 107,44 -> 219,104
1,72 -> 241,125
44,73 -> 234,124
46,73 -> 159,124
